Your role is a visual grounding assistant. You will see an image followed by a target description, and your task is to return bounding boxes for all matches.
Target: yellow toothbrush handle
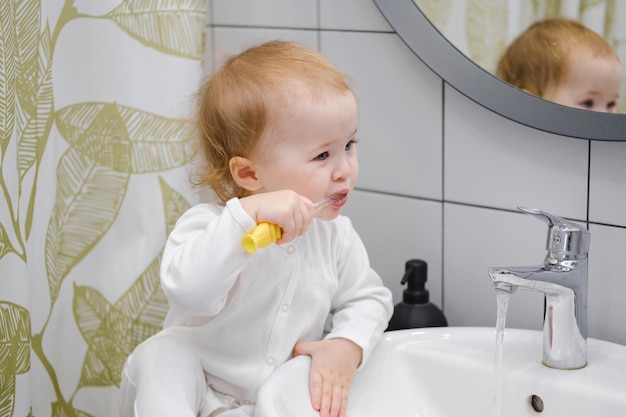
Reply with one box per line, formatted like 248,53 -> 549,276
242,222 -> 282,254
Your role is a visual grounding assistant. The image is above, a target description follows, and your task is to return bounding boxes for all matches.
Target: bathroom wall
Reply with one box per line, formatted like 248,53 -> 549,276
207,0 -> 626,345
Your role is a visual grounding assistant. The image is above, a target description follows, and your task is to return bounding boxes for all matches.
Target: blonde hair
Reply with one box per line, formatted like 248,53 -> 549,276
496,18 -> 618,97
191,40 -> 353,203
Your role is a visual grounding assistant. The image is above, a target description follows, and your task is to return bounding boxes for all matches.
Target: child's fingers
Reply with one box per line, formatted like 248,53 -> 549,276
294,339 -> 356,417
319,380 -> 348,417
277,200 -> 313,243
309,371 -> 323,411
329,384 -> 346,417
316,377 -> 332,417
340,385 -> 349,417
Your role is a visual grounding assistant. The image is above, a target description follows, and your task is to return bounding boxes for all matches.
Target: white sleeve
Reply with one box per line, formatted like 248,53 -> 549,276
324,218 -> 394,366
160,198 -> 256,316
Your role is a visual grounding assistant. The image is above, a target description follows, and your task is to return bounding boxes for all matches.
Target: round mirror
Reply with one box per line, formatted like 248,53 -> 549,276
374,0 -> 626,141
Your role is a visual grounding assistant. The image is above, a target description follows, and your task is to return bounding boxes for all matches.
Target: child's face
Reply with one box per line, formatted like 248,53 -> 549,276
543,49 -> 623,113
252,87 -> 359,220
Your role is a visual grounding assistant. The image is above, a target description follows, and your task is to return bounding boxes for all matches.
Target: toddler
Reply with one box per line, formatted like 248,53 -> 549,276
496,18 -> 623,113
119,40 -> 393,417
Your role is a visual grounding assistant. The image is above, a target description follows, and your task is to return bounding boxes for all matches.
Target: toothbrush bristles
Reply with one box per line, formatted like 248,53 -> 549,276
313,193 -> 346,211
331,192 -> 346,202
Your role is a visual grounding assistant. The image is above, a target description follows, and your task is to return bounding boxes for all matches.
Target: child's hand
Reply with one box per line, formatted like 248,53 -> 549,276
240,190 -> 314,244
293,338 -> 362,417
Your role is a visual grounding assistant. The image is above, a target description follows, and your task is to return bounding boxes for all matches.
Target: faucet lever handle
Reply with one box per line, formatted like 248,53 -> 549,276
517,207 -> 590,256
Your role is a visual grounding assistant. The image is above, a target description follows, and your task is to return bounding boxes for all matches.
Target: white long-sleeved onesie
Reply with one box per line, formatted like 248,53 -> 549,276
120,198 -> 393,416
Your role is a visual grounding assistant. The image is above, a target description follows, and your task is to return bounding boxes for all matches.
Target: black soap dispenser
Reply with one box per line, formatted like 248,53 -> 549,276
387,259 -> 447,331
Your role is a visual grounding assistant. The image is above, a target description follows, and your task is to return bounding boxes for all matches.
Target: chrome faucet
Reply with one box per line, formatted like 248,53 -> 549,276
489,207 -> 590,370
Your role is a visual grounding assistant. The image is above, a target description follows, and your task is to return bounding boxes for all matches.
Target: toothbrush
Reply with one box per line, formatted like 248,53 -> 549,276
241,193 -> 346,254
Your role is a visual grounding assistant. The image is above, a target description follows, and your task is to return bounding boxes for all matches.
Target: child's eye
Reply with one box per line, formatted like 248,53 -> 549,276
580,99 -> 594,109
345,139 -> 358,151
607,101 -> 616,110
315,151 -> 329,161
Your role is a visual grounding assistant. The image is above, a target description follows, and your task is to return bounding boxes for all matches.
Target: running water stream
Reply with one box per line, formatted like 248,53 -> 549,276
493,289 -> 511,417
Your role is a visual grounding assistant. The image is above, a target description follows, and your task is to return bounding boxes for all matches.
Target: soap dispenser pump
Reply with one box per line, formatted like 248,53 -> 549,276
387,259 -> 447,331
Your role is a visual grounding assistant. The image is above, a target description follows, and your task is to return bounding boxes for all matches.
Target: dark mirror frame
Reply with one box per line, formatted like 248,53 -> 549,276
374,0 -> 626,141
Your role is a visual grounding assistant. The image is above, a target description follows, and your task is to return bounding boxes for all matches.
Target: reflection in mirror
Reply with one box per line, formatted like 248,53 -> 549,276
373,0 -> 626,140
413,0 -> 626,113
496,18 -> 623,113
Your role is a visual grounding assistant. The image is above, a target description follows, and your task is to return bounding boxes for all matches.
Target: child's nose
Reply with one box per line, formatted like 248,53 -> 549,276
331,157 -> 352,181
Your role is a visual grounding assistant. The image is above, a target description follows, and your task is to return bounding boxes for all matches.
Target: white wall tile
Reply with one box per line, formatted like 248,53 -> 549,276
212,0 -> 317,28
589,141 -> 626,227
321,31 -> 443,200
444,204 -> 547,330
319,0 -> 392,31
210,27 -> 319,72
588,224 -> 626,345
342,191 -> 443,309
444,87 -> 589,221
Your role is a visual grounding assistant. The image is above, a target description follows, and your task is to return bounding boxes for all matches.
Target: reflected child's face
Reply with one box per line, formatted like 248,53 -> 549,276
543,49 -> 623,113
250,86 -> 359,220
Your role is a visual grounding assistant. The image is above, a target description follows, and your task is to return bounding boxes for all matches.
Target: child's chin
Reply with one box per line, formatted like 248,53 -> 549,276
318,211 -> 340,221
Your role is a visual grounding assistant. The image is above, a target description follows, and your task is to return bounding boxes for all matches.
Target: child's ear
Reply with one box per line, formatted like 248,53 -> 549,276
229,156 -> 262,192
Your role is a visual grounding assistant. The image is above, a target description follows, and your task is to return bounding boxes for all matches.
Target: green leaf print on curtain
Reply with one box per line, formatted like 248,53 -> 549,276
1,0 -> 53,262
72,179 -> 190,390
107,0 -> 208,59
56,103 -> 192,174
0,303 -> 31,417
45,148 -> 131,304
0,0 -> 207,415
466,0 -> 508,73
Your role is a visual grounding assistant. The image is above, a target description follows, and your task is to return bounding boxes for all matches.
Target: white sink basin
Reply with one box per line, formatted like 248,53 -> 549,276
256,327 -> 626,416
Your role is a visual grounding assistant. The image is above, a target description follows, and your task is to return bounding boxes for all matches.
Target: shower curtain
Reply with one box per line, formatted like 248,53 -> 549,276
0,1 -> 208,416
415,0 -> 626,111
